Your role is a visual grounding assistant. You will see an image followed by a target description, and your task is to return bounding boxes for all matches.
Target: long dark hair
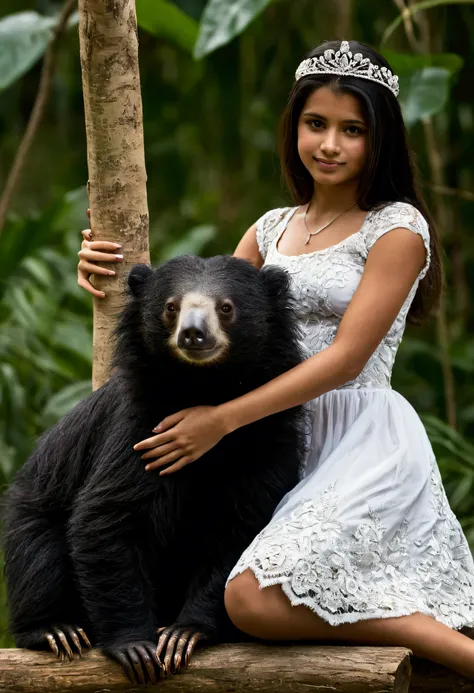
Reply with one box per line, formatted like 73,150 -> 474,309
278,40 -> 442,325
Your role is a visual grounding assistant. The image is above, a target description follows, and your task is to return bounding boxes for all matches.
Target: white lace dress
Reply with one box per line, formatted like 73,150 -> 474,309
227,201 -> 474,630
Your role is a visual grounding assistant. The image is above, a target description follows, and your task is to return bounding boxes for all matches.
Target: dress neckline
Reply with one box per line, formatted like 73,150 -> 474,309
274,206 -> 375,259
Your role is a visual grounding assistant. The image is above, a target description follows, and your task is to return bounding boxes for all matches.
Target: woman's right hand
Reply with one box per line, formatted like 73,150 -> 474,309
77,209 -> 123,298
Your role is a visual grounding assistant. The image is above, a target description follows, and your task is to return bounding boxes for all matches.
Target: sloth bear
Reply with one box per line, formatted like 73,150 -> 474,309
3,255 -> 306,684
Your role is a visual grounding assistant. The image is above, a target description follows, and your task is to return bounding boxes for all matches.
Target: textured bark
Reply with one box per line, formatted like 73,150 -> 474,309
78,0 -> 150,390
0,644 -> 412,692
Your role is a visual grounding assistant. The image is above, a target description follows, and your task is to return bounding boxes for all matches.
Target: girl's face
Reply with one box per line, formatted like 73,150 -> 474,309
297,86 -> 368,187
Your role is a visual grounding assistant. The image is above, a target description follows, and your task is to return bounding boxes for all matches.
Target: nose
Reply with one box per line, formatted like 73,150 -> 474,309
320,128 -> 340,155
177,310 -> 216,350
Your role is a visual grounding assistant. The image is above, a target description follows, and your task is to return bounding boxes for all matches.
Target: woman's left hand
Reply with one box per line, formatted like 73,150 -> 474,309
133,406 -> 228,475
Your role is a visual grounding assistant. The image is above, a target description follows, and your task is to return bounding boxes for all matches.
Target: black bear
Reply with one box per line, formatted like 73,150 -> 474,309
3,255 -> 306,684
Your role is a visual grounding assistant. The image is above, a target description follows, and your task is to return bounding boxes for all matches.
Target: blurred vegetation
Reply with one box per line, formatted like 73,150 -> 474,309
0,0 -> 474,646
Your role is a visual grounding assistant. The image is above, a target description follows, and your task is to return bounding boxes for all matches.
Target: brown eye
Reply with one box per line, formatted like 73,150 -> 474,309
166,303 -> 176,313
220,303 -> 232,314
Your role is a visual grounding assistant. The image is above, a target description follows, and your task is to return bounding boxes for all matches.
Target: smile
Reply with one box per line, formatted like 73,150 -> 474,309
314,158 -> 344,169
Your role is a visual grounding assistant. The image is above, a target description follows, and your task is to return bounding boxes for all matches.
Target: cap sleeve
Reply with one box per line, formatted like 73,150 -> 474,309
255,207 -> 292,261
363,202 -> 431,279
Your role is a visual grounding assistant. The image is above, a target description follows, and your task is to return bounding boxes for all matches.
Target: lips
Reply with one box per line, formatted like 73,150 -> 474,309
315,158 -> 344,165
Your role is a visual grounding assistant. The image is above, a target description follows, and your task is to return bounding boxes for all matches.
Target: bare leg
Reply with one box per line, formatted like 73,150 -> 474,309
225,569 -> 474,680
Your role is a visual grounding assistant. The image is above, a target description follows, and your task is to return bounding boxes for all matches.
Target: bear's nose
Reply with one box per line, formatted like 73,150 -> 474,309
177,311 -> 216,350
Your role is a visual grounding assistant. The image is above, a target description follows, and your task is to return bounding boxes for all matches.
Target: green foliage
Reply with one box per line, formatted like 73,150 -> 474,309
136,0 -> 199,51
194,0 -> 273,58
385,51 -> 464,126
0,12 -> 56,91
0,188 -> 94,490
400,67 -> 454,126
382,0 -> 474,45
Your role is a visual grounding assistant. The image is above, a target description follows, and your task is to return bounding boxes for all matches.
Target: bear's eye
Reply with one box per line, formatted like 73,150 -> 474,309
166,303 -> 176,313
220,303 -> 233,314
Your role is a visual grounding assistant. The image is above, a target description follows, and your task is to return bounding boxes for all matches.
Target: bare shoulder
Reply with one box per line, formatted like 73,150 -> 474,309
233,222 -> 263,269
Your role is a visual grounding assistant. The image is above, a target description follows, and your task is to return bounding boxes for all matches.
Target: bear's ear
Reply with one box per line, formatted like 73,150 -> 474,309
127,264 -> 153,297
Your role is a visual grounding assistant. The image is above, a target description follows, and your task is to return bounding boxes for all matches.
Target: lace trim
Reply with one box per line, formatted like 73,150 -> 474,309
255,201 -> 431,389
257,201 -> 431,279
363,202 -> 431,280
227,460 -> 474,630
255,207 -> 292,261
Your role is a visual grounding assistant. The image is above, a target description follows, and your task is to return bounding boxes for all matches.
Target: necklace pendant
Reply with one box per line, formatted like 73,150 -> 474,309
305,235 -> 311,246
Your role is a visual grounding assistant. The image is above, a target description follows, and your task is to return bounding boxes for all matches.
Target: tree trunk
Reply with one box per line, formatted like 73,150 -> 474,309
78,0 -> 150,390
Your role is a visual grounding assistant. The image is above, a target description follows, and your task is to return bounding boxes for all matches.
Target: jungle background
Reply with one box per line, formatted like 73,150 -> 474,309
0,0 -> 473,646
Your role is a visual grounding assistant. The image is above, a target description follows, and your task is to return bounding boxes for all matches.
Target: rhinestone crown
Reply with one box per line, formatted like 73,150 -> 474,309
295,41 -> 399,97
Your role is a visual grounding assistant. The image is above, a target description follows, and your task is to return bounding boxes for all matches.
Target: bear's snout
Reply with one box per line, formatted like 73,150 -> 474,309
177,310 -> 216,351
170,292 -> 229,365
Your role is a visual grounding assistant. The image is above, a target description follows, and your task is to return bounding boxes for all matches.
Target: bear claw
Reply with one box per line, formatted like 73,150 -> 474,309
156,626 -> 206,675
46,624 -> 91,660
106,641 -> 165,685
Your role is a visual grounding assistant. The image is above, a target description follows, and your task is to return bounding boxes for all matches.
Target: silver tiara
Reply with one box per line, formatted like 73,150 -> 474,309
295,41 -> 399,97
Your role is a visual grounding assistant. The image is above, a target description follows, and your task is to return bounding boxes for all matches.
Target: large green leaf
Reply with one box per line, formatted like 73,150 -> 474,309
136,0 -> 199,52
382,0 -> 474,45
399,67 -> 452,127
0,12 -> 56,91
384,50 -> 464,76
194,0 -> 272,59
384,51 -> 463,126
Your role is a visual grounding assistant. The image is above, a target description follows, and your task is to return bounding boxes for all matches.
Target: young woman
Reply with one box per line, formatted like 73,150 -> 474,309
77,40 -> 474,677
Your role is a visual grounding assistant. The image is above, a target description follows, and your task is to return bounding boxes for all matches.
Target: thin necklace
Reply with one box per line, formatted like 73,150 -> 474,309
303,201 -> 357,246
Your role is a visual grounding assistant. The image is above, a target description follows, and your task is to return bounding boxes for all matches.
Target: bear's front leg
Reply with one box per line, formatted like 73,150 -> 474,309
68,483 -> 166,685
156,557 -> 239,675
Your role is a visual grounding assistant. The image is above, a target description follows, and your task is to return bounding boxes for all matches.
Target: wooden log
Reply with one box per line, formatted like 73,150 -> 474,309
2,643 -> 474,692
0,644 -> 412,693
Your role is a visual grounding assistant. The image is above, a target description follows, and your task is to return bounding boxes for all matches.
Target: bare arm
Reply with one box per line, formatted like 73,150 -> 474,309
233,222 -> 264,269
219,227 -> 427,433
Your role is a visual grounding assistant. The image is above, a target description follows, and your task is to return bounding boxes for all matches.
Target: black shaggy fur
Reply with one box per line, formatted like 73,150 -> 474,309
2,255 -> 307,676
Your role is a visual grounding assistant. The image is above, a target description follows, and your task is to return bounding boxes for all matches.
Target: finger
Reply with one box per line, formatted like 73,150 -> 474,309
152,411 -> 187,433
128,647 -> 146,685
78,260 -> 116,277
141,445 -> 182,462
163,630 -> 180,675
156,626 -> 173,661
81,229 -> 92,241
133,431 -> 175,451
66,627 -> 83,657
174,630 -> 191,672
134,644 -> 158,684
158,457 -> 192,475
53,627 -> 74,660
46,632 -> 59,657
76,627 -> 92,649
78,248 -> 122,263
78,274 -> 106,298
185,632 -> 203,667
114,651 -> 136,684
88,240 -> 122,251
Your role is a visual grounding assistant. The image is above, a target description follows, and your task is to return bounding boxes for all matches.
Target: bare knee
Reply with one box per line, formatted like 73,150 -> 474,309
224,570 -> 269,638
